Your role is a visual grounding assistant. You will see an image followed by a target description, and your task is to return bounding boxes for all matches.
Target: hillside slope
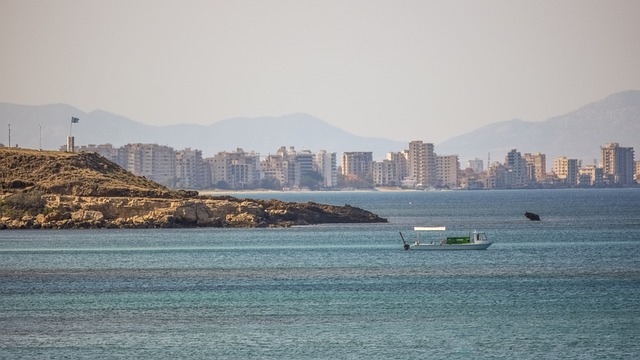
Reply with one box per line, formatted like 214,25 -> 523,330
0,147 -> 181,198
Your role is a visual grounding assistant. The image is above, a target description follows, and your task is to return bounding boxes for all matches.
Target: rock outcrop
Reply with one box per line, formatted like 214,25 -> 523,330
0,195 -> 386,229
524,211 -> 541,221
0,148 -> 387,229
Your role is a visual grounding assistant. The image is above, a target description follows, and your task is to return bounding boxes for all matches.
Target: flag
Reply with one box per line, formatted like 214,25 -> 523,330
71,117 -> 79,123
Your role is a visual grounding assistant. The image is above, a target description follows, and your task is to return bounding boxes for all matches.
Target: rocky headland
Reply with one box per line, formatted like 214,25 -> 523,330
0,148 -> 386,229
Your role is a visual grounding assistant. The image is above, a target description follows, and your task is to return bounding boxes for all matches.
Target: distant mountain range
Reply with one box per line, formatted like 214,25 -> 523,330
1,90 -> 638,164
0,105 -> 405,160
437,90 -> 640,164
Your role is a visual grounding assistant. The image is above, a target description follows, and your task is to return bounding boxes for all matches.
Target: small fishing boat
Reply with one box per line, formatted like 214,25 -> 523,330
400,226 -> 492,250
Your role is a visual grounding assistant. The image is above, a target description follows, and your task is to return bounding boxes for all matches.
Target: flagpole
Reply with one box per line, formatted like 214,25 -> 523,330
70,117 -> 79,137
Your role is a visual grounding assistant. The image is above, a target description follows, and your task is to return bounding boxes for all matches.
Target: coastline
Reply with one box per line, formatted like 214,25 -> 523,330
198,187 -> 416,196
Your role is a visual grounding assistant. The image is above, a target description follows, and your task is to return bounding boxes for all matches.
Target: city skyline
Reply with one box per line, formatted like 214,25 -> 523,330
74,140 -> 637,190
1,110 -> 636,175
2,1 -> 640,144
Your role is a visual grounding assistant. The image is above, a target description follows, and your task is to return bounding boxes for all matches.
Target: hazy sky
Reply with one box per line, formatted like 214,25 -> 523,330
2,0 -> 639,143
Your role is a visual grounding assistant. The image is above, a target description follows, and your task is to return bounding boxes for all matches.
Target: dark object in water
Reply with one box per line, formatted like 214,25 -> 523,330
525,212 -> 540,221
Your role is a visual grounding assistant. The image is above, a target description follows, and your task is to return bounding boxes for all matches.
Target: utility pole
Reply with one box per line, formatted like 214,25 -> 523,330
39,124 -> 42,150
7,124 -> 10,147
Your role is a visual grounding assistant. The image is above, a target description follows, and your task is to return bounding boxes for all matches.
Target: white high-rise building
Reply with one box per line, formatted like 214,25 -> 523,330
315,150 -> 337,188
341,152 -> 373,179
553,156 -> 579,186
436,155 -> 459,188
600,143 -> 635,185
208,148 -> 260,189
124,143 -> 176,188
505,149 -> 527,188
524,152 -> 546,183
176,148 -> 205,189
408,141 -> 436,188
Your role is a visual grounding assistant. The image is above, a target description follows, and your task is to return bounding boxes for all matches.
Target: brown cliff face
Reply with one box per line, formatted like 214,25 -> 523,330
0,194 -> 387,229
0,148 -> 387,229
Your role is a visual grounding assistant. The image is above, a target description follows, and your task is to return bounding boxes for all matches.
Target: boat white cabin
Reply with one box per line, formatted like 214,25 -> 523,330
400,226 -> 492,250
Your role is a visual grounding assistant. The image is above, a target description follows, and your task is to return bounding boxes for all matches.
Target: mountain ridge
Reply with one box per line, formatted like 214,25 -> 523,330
1,90 -> 639,163
437,90 -> 640,164
0,105 -> 405,159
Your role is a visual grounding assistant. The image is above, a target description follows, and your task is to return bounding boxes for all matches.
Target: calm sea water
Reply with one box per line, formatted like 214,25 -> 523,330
1,189 -> 639,359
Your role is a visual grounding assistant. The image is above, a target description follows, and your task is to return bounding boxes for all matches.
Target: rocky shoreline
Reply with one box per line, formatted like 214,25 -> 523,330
0,194 -> 386,230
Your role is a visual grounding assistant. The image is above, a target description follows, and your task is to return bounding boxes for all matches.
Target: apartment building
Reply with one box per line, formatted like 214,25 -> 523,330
123,143 -> 176,187
408,141 -> 436,188
371,152 -> 408,187
260,154 -> 289,189
578,165 -> 604,187
601,143 -> 635,185
372,159 -> 398,186
505,149 -> 527,188
315,150 -> 338,188
341,152 -> 373,179
291,149 -> 314,188
257,146 -> 331,189
176,148 -> 205,189
487,163 -> 509,189
388,151 -> 409,183
208,148 -> 260,189
553,156 -> 579,186
436,155 -> 459,188
524,153 -> 546,183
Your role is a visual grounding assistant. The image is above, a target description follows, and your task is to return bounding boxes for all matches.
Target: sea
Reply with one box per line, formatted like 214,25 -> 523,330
1,188 -> 639,359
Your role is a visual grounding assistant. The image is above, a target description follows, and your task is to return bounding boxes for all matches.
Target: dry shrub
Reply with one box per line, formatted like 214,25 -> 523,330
1,190 -> 46,216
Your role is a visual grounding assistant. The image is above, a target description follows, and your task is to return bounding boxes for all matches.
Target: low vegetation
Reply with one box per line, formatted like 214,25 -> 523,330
0,190 -> 47,218
0,148 -> 191,198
